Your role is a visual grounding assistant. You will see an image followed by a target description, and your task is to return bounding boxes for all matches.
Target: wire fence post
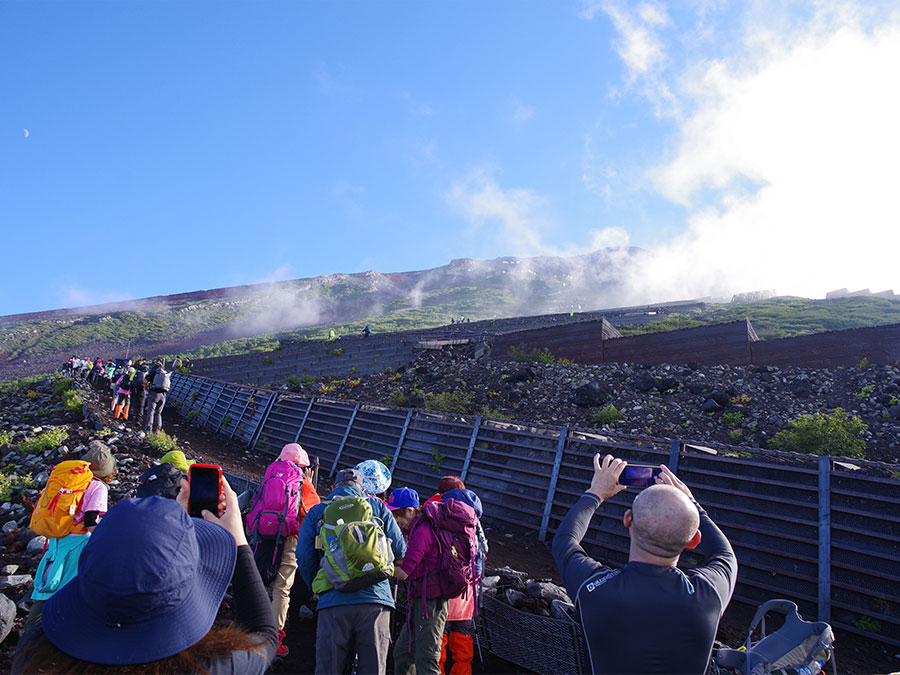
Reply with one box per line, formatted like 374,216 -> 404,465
460,416 -> 483,483
293,397 -> 317,443
391,409 -> 414,472
214,386 -> 240,434
669,439 -> 681,472
249,392 -> 278,450
331,402 -> 361,476
818,455 -> 832,624
202,382 -> 225,428
539,426 -> 568,543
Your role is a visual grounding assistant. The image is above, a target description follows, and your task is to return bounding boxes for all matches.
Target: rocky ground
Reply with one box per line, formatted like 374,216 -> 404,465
0,375 -> 898,673
300,344 -> 900,464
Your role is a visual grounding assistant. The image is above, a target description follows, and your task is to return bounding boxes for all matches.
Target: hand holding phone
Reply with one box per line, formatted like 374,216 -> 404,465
619,464 -> 663,488
188,464 -> 223,518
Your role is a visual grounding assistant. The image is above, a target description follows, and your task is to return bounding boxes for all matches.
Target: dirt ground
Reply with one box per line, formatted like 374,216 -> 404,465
164,410 -> 900,675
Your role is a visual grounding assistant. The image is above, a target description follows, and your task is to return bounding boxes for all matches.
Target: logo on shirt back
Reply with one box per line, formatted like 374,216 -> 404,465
585,568 -> 621,593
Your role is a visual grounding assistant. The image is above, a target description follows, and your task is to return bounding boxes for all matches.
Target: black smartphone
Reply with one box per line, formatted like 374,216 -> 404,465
619,464 -> 662,488
188,464 -> 222,518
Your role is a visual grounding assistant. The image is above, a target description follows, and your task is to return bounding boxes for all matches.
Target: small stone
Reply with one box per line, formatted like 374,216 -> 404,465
0,575 -> 32,590
26,535 -> 47,553
1,520 -> 18,534
0,592 -> 16,644
0,565 -> 18,576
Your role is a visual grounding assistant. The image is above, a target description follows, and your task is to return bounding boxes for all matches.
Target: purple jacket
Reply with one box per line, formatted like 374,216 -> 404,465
400,499 -> 476,600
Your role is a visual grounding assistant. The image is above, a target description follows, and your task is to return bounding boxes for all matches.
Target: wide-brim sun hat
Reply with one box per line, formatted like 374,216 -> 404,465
354,459 -> 392,496
278,442 -> 310,467
41,497 -> 237,665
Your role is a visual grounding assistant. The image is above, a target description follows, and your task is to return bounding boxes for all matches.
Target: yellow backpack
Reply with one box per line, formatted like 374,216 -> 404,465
30,460 -> 94,537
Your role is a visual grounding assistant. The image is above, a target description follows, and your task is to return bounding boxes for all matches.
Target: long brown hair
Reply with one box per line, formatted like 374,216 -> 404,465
13,624 -> 266,674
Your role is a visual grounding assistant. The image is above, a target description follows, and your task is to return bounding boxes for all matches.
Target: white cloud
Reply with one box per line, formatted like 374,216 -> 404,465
602,1 -> 667,78
512,100 -> 535,127
621,3 -> 900,303
398,91 -> 433,117
445,166 -> 629,259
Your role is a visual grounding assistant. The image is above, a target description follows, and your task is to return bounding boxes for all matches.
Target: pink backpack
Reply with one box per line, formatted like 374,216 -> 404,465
246,460 -> 306,538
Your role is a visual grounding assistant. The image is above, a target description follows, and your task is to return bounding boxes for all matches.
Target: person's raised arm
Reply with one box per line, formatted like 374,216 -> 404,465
552,454 -> 626,597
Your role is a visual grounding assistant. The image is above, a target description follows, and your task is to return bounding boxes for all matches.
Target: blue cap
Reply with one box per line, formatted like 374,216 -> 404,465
387,487 -> 420,510
442,488 -> 483,519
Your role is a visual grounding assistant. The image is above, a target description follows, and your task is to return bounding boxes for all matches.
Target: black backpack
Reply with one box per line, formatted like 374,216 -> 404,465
136,462 -> 182,500
130,370 -> 146,393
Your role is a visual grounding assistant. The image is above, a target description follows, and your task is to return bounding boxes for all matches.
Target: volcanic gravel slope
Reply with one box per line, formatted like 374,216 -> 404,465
305,344 -> 900,464
0,376 -> 898,673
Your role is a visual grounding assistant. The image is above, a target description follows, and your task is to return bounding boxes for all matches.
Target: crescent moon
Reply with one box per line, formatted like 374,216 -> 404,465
24,129 -> 29,138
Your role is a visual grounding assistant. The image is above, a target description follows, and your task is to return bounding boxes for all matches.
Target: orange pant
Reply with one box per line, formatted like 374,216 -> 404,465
439,631 -> 473,675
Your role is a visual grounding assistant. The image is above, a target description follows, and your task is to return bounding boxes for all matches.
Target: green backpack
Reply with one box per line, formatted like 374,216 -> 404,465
312,496 -> 395,594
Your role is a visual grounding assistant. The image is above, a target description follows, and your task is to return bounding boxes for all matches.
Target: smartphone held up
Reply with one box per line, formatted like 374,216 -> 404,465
619,464 -> 662,488
188,464 -> 222,518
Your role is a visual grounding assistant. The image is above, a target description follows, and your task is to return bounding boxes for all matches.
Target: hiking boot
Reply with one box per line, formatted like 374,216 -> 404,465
276,629 -> 289,656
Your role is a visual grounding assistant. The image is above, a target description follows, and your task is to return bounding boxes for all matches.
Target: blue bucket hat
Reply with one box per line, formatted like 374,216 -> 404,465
41,497 -> 237,665
442,488 -> 483,519
354,459 -> 392,496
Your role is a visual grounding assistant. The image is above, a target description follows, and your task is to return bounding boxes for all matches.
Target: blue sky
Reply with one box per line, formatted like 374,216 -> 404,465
2,0 -> 899,316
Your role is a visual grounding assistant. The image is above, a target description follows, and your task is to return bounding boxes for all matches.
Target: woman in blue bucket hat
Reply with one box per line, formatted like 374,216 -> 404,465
354,459 -> 392,498
12,478 -> 277,673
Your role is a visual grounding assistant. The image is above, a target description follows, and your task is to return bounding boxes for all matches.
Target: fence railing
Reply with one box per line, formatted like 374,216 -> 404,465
167,373 -> 900,647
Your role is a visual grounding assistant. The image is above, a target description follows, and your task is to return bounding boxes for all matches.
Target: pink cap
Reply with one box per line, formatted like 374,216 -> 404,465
278,443 -> 310,467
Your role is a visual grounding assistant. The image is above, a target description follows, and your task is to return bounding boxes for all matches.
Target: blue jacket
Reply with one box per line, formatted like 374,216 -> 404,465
297,485 -> 407,610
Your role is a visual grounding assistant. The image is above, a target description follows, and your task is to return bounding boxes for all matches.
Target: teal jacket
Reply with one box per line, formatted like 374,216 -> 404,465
297,485 -> 407,610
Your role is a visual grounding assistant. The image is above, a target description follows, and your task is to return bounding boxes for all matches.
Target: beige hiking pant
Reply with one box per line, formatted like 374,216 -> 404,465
271,534 -> 298,632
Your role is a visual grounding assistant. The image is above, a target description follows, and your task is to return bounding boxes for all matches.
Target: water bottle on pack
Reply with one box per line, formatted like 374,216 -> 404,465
796,659 -> 826,675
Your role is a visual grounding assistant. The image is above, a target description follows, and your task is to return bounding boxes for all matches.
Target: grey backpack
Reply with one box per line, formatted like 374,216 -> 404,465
715,599 -> 835,675
152,369 -> 171,392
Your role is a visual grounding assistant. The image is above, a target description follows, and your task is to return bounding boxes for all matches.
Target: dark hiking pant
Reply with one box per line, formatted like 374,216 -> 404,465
145,391 -> 166,433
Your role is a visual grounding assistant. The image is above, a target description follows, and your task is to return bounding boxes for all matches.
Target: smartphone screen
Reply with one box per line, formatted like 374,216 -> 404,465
189,464 -> 221,518
619,464 -> 662,488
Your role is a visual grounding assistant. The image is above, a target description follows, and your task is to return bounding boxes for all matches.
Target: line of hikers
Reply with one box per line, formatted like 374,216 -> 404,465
63,355 -> 172,434
13,444 -> 488,675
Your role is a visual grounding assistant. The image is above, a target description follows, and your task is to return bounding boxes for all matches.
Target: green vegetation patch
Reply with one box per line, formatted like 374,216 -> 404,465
18,427 -> 68,456
146,431 -> 179,453
591,405 -> 623,426
769,408 -> 867,458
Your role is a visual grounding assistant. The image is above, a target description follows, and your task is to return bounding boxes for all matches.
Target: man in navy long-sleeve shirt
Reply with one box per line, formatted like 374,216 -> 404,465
552,455 -> 737,674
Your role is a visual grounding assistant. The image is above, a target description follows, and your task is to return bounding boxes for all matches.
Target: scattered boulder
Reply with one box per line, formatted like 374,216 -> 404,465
573,380 -> 612,408
0,593 -> 16,645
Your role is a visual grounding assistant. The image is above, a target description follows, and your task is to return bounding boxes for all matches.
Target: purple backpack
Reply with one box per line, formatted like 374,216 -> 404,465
246,460 -> 305,538
409,498 -> 477,600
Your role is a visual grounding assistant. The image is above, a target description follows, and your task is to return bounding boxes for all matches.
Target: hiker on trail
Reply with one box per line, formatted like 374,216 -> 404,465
297,468 -> 407,675
173,356 -> 183,370
552,455 -> 737,674
112,367 -> 134,419
13,481 -> 277,674
26,443 -> 118,630
428,487 -> 487,675
354,458 -> 392,501
144,359 -> 170,434
362,325 -> 371,337
391,488 -> 478,675
129,363 -> 149,427
245,443 -> 320,657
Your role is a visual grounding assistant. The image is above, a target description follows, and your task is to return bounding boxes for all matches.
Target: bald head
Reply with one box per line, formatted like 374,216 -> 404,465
630,485 -> 700,558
